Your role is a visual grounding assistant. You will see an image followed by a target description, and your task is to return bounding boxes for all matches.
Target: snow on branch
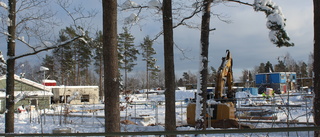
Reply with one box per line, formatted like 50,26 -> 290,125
0,2 -> 8,10
226,0 -> 294,47
120,0 -> 162,26
121,0 -> 141,10
0,51 -> 5,64
124,13 -> 139,25
253,0 -> 294,47
148,0 -> 162,10
0,51 -> 6,75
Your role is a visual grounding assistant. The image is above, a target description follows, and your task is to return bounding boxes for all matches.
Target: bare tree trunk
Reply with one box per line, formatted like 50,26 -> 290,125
5,0 -> 16,133
103,0 -> 120,135
198,0 -> 212,130
99,57 -> 104,100
162,0 -> 176,136
314,0 -> 320,136
146,63 -> 149,99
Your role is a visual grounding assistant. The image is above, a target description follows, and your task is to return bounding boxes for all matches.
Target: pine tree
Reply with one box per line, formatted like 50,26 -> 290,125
299,62 -> 308,77
92,31 -> 104,99
103,0 -> 120,133
118,27 -> 139,91
64,26 -> 92,85
182,72 -> 190,85
53,29 -> 75,85
257,63 -> 265,73
162,0 -> 176,134
208,66 -> 217,84
274,60 -> 286,72
140,36 -> 160,96
264,61 -> 274,73
53,26 -> 92,86
41,55 -> 58,81
314,0 -> 320,136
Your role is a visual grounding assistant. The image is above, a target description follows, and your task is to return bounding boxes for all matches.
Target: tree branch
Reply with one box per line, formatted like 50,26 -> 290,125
152,2 -> 202,41
225,0 -> 253,7
13,36 -> 84,60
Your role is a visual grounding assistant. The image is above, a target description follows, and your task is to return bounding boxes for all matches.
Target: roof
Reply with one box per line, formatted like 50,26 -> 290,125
51,86 -> 99,89
0,74 -> 52,91
0,91 -> 53,98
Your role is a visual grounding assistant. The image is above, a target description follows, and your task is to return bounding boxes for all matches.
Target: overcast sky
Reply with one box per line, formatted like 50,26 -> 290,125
117,0 -> 313,80
1,0 -> 313,81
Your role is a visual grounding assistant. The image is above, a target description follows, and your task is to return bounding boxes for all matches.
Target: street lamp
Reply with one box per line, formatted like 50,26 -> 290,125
40,66 -> 49,81
40,66 -> 49,126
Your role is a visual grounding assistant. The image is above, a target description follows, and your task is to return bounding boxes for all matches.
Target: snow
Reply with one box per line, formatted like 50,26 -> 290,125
66,91 -> 79,103
13,91 -> 53,104
17,36 -> 25,43
0,2 -> 7,9
6,18 -> 12,27
121,0 -> 140,10
124,13 -> 139,25
0,90 -> 315,136
253,0 -> 290,46
40,66 -> 49,71
148,0 -> 162,10
79,37 -> 88,44
0,51 -> 5,72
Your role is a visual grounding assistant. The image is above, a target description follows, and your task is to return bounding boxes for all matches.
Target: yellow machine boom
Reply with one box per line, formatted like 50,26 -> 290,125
214,50 -> 234,100
186,50 -> 244,128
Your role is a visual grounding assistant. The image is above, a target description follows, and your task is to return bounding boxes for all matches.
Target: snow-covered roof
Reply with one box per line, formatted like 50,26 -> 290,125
51,86 -> 98,89
13,91 -> 53,103
0,91 -> 4,97
0,74 -> 52,91
14,91 -> 53,96
42,79 -> 56,83
0,91 -> 52,99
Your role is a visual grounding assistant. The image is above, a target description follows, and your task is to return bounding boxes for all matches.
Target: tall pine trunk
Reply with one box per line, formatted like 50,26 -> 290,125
103,0 -> 120,134
162,0 -> 176,135
314,0 -> 320,136
5,0 -> 16,133
99,56 -> 103,100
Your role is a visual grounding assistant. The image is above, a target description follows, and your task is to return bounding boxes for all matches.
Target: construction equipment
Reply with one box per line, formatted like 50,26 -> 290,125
187,50 -> 249,128
214,49 -> 234,100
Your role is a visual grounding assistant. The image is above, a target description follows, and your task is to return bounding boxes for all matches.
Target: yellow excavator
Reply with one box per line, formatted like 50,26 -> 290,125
214,49 -> 234,100
186,50 -> 250,128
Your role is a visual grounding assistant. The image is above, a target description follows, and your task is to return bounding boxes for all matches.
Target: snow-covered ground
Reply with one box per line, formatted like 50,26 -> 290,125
0,90 -> 315,136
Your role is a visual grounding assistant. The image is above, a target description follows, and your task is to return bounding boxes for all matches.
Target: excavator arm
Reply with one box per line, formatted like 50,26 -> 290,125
186,49 -> 250,128
214,50 -> 234,100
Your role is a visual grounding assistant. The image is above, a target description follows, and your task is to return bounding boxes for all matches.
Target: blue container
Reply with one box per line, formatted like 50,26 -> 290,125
270,73 -> 280,83
255,74 -> 266,84
243,88 -> 258,96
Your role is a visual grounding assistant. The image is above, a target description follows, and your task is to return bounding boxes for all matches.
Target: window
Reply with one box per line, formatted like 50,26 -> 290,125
81,95 -> 89,102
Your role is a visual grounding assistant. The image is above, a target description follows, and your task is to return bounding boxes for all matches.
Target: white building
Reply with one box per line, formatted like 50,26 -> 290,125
51,86 -> 100,105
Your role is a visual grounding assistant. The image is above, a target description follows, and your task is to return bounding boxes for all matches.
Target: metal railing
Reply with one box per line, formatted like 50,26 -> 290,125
0,126 -> 320,136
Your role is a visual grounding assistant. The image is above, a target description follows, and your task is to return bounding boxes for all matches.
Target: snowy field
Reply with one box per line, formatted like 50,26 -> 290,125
0,90 -> 316,136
